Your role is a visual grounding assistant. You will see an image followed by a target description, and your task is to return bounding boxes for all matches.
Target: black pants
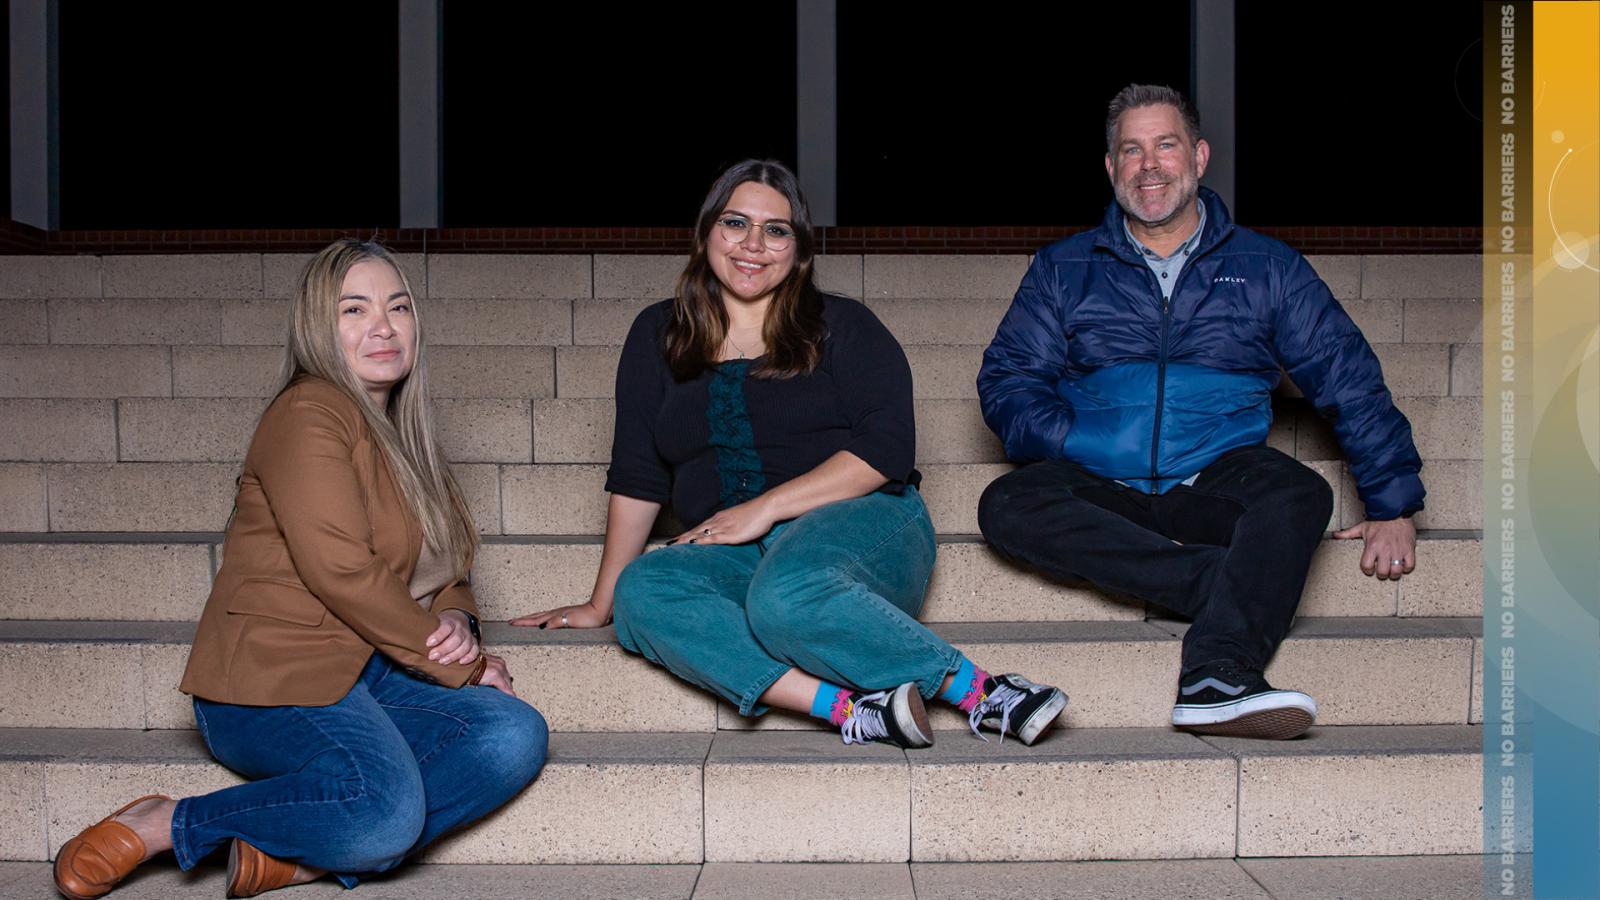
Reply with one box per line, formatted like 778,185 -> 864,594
977,444 -> 1333,673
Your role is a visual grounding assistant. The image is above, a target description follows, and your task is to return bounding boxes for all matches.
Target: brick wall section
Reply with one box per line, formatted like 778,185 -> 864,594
1,218 -> 1483,256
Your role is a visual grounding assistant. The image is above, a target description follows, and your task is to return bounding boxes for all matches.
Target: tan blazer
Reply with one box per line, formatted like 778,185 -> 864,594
181,377 -> 482,706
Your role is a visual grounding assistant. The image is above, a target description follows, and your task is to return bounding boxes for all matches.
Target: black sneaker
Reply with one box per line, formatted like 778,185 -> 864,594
966,674 -> 1069,745
838,682 -> 933,749
1171,661 -> 1317,739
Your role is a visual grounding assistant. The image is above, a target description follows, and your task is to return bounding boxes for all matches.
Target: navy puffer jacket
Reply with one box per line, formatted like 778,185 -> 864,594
978,189 -> 1424,520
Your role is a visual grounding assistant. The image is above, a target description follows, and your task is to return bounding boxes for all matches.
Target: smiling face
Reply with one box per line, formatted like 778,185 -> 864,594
706,180 -> 797,311
337,259 -> 416,406
1105,103 -> 1210,229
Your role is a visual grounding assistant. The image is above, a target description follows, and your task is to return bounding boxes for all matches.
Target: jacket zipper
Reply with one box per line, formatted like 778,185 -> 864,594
1149,269 -> 1172,493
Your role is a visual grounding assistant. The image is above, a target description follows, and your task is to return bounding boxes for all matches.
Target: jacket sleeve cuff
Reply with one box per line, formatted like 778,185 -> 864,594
1358,472 -> 1426,522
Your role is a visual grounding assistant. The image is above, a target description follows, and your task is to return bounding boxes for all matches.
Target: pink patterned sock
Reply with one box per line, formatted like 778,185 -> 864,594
827,687 -> 858,726
955,666 -> 992,713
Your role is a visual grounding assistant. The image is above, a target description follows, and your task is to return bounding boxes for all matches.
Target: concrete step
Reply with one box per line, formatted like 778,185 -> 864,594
0,534 -> 1484,624
0,618 -> 1481,732
0,251 -> 1482,302
0,393 -> 1483,469
0,337 -> 1481,402
0,855 -> 1518,900
2,452 -> 1482,536
0,725 -> 1485,865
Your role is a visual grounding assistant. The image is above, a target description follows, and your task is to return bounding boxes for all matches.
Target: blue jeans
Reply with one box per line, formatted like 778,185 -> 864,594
173,653 -> 547,887
612,487 -> 957,716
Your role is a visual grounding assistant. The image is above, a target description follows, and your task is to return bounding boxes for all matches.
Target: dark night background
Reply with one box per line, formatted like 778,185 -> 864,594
30,2 -> 1481,230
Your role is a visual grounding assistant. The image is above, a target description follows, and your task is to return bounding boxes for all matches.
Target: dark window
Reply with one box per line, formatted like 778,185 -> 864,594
59,3 -> 398,229
2,7 -> 11,219
442,5 -> 797,227
1236,3 -> 1481,225
838,4 -> 1190,226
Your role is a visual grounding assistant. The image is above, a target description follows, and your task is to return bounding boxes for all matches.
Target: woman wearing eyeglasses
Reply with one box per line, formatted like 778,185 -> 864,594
512,159 -> 1067,749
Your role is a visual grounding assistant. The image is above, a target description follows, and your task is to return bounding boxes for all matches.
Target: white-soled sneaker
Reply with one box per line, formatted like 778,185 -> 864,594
839,682 -> 934,749
966,674 -> 1068,745
1171,661 -> 1317,739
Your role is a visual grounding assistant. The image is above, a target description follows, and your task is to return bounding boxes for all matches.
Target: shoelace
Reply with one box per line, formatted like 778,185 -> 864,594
839,691 -> 891,746
967,680 -> 1031,744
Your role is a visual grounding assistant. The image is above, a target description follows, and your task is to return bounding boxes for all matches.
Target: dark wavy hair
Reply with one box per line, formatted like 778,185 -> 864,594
664,159 -> 827,381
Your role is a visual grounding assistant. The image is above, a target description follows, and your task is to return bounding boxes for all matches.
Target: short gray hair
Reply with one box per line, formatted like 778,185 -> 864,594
1105,84 -> 1201,152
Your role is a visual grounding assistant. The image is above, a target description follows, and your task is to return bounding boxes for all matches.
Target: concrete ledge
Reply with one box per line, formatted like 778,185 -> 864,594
1362,256 -> 1481,300
910,728 -> 1236,861
47,463 -> 236,532
864,256 -> 1029,300
1240,855 -> 1526,900
1404,298 -> 1482,344
47,298 -> 221,345
904,346 -> 982,399
435,399 -> 533,464
1305,255 -> 1361,301
1373,344 -> 1451,396
501,465 -> 609,534
0,728 -> 710,864
573,299 -> 653,346
424,733 -> 709,864
0,400 -> 116,462
426,299 -> 573,346
219,298 -> 289,345
0,346 -> 171,399
866,299 -> 1008,345
431,346 -> 555,400
592,256 -> 682,300
0,465 -> 47,531
0,256 -> 101,299
427,255 -> 590,300
0,301 -> 47,343
101,255 -> 262,299
171,346 -> 280,398
912,859 -> 1271,899
704,731 -> 909,862
0,617 -> 1481,733
118,398 -> 264,462
697,863 -> 913,899
0,543 -> 210,620
815,255 -> 864,299
263,253 -> 427,300
555,346 -> 621,399
1205,724 -> 1484,857
1450,344 -> 1482,397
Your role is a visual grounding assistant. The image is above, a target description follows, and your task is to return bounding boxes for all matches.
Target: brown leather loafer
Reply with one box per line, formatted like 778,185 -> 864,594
226,839 -> 299,898
53,794 -> 172,900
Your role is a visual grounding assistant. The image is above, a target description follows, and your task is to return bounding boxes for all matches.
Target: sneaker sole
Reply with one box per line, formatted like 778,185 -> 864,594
1016,688 -> 1069,746
891,683 -> 934,748
1172,690 -> 1317,740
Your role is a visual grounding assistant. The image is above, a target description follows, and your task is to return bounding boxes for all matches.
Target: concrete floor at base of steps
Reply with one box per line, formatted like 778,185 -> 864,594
0,856 -> 1530,899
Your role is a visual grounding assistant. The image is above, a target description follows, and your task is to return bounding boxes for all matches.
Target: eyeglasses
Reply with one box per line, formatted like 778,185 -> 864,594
716,215 -> 796,251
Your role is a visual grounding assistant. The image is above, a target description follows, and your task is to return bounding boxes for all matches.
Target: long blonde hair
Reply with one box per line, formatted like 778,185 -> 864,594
277,239 -> 477,575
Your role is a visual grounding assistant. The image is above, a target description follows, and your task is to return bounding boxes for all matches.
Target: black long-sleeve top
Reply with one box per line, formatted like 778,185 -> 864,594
603,295 -> 920,528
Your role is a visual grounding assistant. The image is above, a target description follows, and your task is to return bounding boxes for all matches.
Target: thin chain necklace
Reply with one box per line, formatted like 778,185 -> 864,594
726,329 -> 757,359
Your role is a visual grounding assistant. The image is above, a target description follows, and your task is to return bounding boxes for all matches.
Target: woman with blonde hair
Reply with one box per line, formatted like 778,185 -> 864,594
53,240 -> 546,899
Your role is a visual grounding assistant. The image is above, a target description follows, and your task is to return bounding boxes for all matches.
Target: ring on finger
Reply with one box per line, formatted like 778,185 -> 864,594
561,613 -> 569,626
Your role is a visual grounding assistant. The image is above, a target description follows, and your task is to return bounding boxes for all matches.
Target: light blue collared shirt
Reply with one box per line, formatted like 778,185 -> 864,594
1123,201 -> 1206,301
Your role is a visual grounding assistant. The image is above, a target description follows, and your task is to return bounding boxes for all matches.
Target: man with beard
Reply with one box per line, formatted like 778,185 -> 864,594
975,84 -> 1425,740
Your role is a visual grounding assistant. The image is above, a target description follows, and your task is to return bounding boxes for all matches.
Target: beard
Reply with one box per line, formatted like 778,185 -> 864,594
1113,168 -> 1200,229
